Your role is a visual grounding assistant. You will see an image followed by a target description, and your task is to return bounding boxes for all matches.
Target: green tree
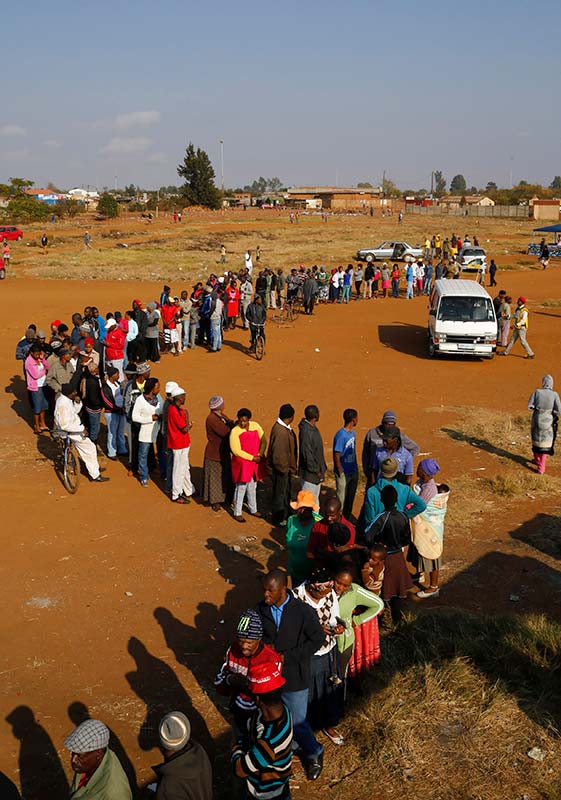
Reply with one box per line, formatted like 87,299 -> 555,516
450,174 -> 467,193
6,195 -> 50,223
124,184 -> 137,197
485,181 -> 498,192
178,143 -> 221,209
382,177 -> 400,198
97,192 -> 120,218
433,170 -> 446,197
550,176 -> 561,190
357,181 -> 374,188
0,177 -> 35,199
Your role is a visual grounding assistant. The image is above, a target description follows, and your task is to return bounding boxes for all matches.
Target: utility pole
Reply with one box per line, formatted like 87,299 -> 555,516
114,174 -> 118,193
156,188 -> 159,219
220,139 -> 224,193
430,171 -> 434,197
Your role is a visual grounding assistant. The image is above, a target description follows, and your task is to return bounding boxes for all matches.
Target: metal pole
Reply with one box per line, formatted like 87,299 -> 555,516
220,139 -> 224,193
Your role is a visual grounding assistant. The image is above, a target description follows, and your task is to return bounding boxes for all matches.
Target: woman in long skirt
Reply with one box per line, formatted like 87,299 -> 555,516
202,396 -> 234,510
528,375 -> 561,474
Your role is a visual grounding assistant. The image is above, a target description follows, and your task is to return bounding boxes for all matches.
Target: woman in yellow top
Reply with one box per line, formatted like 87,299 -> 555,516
230,407 -> 267,522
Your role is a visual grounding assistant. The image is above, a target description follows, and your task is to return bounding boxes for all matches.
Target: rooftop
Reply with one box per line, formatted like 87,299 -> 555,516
433,279 -> 491,297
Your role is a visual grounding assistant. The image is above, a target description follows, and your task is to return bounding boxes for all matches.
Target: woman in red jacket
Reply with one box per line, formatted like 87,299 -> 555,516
226,279 -> 241,330
103,318 -> 126,380
230,408 -> 267,522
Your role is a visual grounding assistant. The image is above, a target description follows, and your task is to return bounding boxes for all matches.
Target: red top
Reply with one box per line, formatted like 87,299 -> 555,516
306,516 -> 356,557
167,404 -> 191,450
105,326 -> 126,360
161,304 -> 178,329
227,286 -> 240,317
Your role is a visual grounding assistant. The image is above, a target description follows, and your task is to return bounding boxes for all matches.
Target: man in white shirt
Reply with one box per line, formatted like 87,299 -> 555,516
54,385 -> 108,482
244,250 -> 253,276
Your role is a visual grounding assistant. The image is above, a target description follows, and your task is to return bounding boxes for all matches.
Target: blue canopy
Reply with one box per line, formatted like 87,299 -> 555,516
533,223 -> 561,233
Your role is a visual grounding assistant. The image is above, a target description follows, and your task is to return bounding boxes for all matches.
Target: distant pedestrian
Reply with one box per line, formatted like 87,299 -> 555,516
499,297 -> 534,359
497,295 -> 512,348
84,231 -> 92,250
41,233 -> 48,248
489,259 -> 497,287
220,244 -> 227,264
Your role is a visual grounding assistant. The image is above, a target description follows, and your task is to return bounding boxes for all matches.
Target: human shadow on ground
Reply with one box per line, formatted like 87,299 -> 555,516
5,706 -> 69,800
67,701 -> 137,794
6,373 -> 30,426
220,338 -> 252,355
440,426 -> 531,467
0,772 -> 21,800
509,512 -> 561,561
125,636 -> 214,758
377,322 -> 428,358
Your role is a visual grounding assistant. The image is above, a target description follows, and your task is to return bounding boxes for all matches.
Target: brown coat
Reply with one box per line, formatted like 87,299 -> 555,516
267,421 -> 298,475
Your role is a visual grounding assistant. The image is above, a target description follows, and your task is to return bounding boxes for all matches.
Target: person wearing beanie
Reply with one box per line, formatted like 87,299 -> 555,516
499,296 -> 535,359
215,609 -> 282,733
361,456 -> 426,537
409,459 -> 450,600
15,326 -> 38,365
202,396 -> 234,511
361,410 -> 419,484
333,408 -> 359,520
64,719 -> 131,800
267,403 -> 298,527
152,712 -> 212,800
371,425 -> 414,485
232,660 -> 292,800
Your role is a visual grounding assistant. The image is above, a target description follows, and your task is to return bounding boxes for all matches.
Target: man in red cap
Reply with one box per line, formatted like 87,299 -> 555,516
231,661 -> 292,800
499,296 -> 534,359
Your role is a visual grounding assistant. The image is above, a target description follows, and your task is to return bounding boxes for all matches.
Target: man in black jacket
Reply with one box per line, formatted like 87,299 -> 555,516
151,711 -> 212,800
298,405 -> 326,504
256,569 -> 325,780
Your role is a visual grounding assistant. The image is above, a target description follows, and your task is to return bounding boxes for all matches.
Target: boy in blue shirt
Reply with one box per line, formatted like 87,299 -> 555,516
333,408 -> 359,519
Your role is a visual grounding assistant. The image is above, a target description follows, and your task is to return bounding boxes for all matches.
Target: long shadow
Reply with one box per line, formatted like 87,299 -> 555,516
220,338 -> 252,355
440,426 -> 531,467
0,772 -> 21,800
5,706 -> 69,800
535,310 -> 561,319
67,701 -> 137,794
6,373 -> 30,426
378,322 -> 428,357
510,512 -> 561,561
125,636 -> 214,758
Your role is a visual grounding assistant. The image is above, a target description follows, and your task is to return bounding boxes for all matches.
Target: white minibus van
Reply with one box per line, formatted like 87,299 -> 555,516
427,280 -> 497,358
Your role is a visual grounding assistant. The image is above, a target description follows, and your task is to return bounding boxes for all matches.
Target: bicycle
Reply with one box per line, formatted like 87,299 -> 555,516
271,299 -> 294,325
52,430 -> 81,493
250,323 -> 266,361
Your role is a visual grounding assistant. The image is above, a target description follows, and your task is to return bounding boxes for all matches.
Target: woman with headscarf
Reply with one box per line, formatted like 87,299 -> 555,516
294,567 -> 345,745
408,458 -> 450,599
202,396 -> 234,511
528,375 -> 561,475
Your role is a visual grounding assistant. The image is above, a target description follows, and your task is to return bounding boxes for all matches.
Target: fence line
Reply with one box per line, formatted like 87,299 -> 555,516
405,205 -> 529,218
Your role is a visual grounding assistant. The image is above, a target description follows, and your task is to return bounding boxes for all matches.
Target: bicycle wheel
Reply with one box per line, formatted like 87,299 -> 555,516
63,442 -> 81,493
285,304 -> 294,323
255,335 -> 265,360
0,268 -> 6,281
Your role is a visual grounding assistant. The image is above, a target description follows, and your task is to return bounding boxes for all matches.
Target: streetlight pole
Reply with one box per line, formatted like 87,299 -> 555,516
220,139 -> 224,194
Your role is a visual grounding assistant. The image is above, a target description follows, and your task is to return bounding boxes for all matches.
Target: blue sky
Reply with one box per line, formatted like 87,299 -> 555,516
2,0 -> 560,191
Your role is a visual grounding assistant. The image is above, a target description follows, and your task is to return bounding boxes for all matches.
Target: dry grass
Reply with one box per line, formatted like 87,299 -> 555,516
540,298 -> 561,308
482,471 -> 560,498
328,609 -> 561,800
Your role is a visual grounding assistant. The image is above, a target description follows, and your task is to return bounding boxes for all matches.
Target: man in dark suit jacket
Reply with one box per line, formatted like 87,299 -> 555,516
267,404 -> 298,527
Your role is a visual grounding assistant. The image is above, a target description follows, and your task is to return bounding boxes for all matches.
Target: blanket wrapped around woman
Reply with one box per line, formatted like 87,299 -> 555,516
528,374 -> 560,474
410,487 -> 450,574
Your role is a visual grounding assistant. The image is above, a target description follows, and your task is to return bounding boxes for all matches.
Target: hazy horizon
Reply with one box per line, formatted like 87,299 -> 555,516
3,0 -> 560,192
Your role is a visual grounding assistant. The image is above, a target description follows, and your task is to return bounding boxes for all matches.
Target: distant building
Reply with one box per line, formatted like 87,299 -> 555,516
24,188 -> 67,205
284,186 -> 383,211
438,195 -> 495,209
531,199 -> 561,221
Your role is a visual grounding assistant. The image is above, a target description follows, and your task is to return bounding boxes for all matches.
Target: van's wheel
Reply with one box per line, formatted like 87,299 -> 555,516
428,338 -> 436,358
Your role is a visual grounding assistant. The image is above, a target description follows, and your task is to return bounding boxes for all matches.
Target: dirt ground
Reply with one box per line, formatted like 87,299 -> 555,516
1,211 -> 560,798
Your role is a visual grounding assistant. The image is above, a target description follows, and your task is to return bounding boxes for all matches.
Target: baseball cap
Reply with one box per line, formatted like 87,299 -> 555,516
165,381 -> 179,395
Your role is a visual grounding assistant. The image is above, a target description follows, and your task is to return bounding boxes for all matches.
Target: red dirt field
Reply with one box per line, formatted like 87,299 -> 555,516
1,264 -> 561,797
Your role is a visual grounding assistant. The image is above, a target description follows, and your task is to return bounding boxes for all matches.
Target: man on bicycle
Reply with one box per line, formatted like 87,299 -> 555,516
246,295 -> 267,352
54,384 -> 109,482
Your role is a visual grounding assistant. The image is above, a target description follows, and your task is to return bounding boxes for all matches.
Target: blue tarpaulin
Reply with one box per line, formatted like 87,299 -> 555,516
533,223 -> 561,233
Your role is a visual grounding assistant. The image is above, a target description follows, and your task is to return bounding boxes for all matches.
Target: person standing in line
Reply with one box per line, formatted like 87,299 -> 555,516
209,290 -> 224,352
528,375 -> 560,475
101,365 -> 127,460
177,291 -> 192,352
499,296 -> 534,359
298,405 -> 326,503
424,259 -> 433,294
363,262 -> 374,299
390,264 -> 400,298
239,275 -> 253,330
489,259 -> 497,287
54,385 -> 108,483
341,266 -> 352,303
497,294 -> 512,348
25,343 -> 50,433
353,263 -> 363,299
257,569 -> 326,782
103,318 -> 127,379
161,298 -> 181,357
63,719 -> 131,799
380,263 -> 391,298
405,261 -> 414,299
333,409 -> 359,521
268,404 -> 298,527
167,387 -> 194,504
230,408 -> 267,522
202,396 -> 234,512
151,712 -> 212,800
226,279 -> 240,329
132,376 -> 162,488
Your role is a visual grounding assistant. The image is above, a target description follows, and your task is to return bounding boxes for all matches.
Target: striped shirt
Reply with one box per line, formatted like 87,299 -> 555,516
232,705 -> 293,799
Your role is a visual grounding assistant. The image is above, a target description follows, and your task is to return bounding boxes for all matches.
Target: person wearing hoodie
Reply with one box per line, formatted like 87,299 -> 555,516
528,374 -> 561,474
150,712 -> 212,800
103,318 -> 126,380
361,409 -> 419,484
298,405 -> 326,503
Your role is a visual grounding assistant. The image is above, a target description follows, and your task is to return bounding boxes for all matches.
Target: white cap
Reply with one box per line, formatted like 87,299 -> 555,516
105,318 -> 117,329
171,386 -> 186,397
165,381 -> 179,395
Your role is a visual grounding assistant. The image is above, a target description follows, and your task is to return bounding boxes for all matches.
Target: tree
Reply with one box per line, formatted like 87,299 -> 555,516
177,143 -> 221,209
382,177 -> 401,198
243,177 -> 284,195
450,174 -> 467,193
550,176 -> 561,190
6,195 -> 50,223
433,170 -> 446,197
124,184 -> 137,197
485,181 -> 498,192
97,192 -> 120,218
357,181 -> 374,188
0,177 -> 34,199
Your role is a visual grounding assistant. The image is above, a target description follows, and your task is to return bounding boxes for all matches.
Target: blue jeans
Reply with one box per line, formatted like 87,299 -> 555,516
138,441 -> 151,482
282,690 -> 323,759
86,409 -> 102,443
210,318 -> 222,351
105,412 -> 126,457
391,279 -> 399,298
406,280 -> 414,299
340,285 -> 350,303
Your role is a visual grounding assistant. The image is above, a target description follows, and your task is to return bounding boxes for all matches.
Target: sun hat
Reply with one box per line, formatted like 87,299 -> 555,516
105,318 -> 117,330
37,330 -> 46,338
236,609 -> 263,640
380,457 -> 399,479
136,362 -> 151,375
248,662 -> 285,695
64,720 -> 109,754
171,386 -> 185,398
209,395 -> 224,410
290,490 -> 319,512
165,381 -> 179,395
159,712 -> 191,752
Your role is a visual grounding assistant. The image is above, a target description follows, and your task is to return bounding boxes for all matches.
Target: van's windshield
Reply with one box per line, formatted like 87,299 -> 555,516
437,296 -> 494,322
